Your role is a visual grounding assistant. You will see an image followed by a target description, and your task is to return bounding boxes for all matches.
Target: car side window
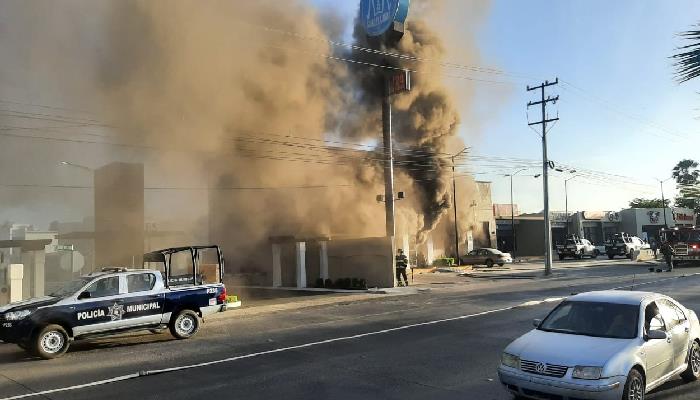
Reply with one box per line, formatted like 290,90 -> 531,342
660,300 -> 686,328
645,302 -> 666,332
479,249 -> 488,256
127,273 -> 156,293
84,276 -> 120,298
468,250 -> 477,256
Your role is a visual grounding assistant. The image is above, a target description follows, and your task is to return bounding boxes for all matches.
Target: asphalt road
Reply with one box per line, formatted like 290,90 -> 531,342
2,260 -> 700,400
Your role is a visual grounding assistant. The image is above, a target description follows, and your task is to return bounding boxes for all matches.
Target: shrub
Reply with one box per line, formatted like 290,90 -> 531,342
432,258 -> 455,267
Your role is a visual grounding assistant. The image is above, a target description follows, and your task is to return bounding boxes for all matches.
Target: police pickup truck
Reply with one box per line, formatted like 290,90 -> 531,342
556,236 -> 599,260
0,246 -> 227,359
605,233 -> 646,259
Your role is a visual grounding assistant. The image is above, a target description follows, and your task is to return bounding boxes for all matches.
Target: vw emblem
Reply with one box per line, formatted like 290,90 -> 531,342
535,363 -> 546,374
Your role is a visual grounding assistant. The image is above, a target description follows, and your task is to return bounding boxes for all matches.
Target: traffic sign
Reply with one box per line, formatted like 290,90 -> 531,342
361,0 -> 410,37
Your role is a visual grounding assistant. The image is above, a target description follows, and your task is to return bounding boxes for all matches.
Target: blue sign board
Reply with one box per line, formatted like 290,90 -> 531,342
360,0 -> 410,37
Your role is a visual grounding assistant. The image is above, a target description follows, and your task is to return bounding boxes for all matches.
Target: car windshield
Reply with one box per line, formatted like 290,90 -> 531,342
49,277 -> 93,298
539,301 -> 639,339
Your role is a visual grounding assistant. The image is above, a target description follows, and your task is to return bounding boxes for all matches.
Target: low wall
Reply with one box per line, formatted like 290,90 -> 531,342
327,236 -> 394,288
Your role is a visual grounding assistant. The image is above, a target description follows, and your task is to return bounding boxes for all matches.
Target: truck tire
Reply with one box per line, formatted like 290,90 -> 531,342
608,254 -> 615,260
627,251 -> 633,260
169,309 -> 200,339
558,254 -> 565,261
32,324 -> 70,359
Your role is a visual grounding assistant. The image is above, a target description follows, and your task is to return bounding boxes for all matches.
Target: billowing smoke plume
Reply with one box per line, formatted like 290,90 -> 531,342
0,0 -> 491,266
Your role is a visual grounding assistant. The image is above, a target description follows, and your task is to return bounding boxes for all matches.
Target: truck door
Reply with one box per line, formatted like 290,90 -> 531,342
121,272 -> 164,327
72,275 -> 125,336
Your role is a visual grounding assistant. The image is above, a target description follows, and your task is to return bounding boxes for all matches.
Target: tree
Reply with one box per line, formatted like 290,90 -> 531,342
628,198 -> 669,208
671,159 -> 700,212
673,27 -> 700,82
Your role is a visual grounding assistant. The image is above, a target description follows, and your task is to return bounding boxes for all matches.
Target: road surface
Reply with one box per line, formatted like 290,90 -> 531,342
1,259 -> 699,400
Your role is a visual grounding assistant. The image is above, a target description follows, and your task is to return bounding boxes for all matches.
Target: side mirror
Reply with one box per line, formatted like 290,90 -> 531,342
533,319 -> 542,328
77,291 -> 91,300
646,330 -> 668,341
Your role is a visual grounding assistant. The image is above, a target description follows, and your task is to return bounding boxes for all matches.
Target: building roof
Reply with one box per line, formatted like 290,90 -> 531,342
568,290 -> 656,305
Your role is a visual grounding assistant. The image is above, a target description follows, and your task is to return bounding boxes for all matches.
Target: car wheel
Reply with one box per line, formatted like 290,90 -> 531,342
622,369 -> 644,400
169,309 -> 200,339
498,263 -> 504,267
608,254 -> 615,260
681,341 -> 700,382
486,259 -> 494,268
32,324 -> 70,359
627,251 -> 633,259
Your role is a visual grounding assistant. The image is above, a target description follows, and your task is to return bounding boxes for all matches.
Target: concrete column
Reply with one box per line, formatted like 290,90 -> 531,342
319,241 -> 329,280
295,242 -> 307,288
467,230 -> 474,252
426,236 -> 434,266
272,243 -> 282,287
402,234 -> 410,265
33,250 -> 45,297
8,264 -> 23,303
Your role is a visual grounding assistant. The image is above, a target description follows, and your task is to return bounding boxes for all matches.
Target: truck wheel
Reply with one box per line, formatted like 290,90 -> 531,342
627,251 -> 633,260
558,254 -> 565,261
608,254 -> 615,260
32,324 -> 70,359
169,309 -> 200,339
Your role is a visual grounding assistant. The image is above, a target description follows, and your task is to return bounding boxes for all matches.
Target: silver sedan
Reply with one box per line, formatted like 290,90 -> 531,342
498,290 -> 700,400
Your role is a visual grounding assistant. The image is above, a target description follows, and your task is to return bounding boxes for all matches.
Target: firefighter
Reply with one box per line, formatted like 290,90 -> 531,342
660,241 -> 675,272
395,249 -> 409,287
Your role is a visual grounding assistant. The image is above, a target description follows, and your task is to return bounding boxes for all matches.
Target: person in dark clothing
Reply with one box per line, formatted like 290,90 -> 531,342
660,241 -> 675,272
395,249 -> 409,287
650,238 -> 658,258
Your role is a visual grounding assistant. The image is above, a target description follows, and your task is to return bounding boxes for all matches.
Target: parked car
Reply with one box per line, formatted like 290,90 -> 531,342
605,233 -> 646,259
557,236 -> 599,260
460,248 -> 512,268
0,246 -> 228,359
498,290 -> 700,400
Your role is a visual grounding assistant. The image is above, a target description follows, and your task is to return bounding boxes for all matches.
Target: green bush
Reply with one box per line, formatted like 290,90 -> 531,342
432,258 -> 455,267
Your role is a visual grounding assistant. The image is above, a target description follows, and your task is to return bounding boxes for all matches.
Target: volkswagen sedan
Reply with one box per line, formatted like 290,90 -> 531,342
498,290 -> 700,400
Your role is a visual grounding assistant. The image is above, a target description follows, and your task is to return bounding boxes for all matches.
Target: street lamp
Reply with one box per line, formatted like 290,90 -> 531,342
59,161 -> 94,172
504,168 -> 527,255
654,177 -> 673,228
451,147 -> 470,264
564,175 -> 579,236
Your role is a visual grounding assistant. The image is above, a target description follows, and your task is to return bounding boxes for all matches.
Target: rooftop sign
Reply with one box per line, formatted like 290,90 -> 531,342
361,0 -> 410,37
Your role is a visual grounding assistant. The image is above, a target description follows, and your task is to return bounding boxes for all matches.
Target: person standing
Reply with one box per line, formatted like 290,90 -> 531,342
660,241 -> 675,272
395,249 -> 409,287
650,237 -> 658,259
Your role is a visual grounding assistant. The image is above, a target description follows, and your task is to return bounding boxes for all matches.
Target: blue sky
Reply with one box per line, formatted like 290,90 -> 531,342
312,0 -> 700,213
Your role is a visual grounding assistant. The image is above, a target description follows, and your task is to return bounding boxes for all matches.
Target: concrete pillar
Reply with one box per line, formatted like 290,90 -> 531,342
33,250 -> 45,297
402,234 -> 410,265
467,230 -> 474,252
8,264 -> 23,303
426,236 -> 434,266
272,243 -> 282,287
319,241 -> 329,280
295,242 -> 306,288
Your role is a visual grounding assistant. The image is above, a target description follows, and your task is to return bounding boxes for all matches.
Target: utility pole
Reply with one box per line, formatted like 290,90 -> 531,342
564,175 -> 578,237
527,78 -> 559,276
655,177 -> 673,228
451,148 -> 469,264
506,168 -> 527,255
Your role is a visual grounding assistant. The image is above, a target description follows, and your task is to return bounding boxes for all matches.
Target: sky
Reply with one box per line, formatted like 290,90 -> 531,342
314,0 -> 700,214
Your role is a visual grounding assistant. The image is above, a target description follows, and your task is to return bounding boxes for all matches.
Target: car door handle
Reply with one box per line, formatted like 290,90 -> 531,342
667,337 -> 672,343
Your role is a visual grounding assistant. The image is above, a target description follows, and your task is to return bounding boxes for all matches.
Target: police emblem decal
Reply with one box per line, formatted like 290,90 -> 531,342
535,362 -> 546,374
107,303 -> 125,321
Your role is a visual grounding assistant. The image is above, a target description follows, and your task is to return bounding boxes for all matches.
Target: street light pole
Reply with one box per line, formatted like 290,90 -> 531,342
505,168 -> 527,255
451,147 -> 469,264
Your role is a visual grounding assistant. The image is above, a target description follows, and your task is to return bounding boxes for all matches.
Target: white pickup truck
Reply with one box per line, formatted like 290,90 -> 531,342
605,233 -> 647,259
557,237 -> 599,260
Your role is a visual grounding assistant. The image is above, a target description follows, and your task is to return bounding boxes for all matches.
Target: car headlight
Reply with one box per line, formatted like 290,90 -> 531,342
572,366 -> 603,380
501,352 -> 520,369
3,310 -> 33,321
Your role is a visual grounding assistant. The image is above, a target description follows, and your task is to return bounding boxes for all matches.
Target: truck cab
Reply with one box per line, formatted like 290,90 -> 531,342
605,233 -> 645,259
661,227 -> 700,265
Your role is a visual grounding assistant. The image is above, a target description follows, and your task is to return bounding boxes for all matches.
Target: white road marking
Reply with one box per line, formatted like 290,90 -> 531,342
2,273 -> 697,400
